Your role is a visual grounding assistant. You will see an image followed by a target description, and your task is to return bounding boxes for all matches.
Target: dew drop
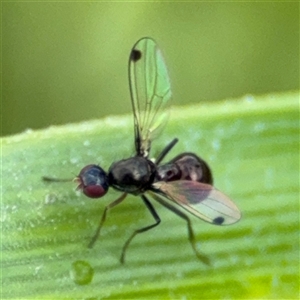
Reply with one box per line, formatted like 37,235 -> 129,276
24,128 -> 33,134
70,260 -> 94,285
212,139 -> 220,151
244,94 -> 254,102
70,157 -> 79,164
44,193 -> 57,205
83,140 -> 91,146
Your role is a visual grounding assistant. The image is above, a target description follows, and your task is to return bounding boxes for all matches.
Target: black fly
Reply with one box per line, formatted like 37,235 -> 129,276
43,38 -> 241,264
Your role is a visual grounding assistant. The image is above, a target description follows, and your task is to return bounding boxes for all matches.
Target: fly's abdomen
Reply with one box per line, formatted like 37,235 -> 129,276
156,153 -> 213,184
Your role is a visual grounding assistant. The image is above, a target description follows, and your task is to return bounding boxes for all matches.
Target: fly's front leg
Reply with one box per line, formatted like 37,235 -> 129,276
88,193 -> 127,248
150,192 -> 210,266
120,195 -> 161,264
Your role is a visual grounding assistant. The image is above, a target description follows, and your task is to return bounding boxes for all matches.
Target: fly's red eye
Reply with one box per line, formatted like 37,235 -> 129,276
77,165 -> 109,198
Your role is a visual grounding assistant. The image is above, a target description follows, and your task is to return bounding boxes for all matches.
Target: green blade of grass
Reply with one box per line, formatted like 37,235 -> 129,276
1,91 -> 299,299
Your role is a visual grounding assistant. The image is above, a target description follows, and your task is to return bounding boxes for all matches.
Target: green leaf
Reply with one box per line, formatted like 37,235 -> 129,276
2,91 -> 299,299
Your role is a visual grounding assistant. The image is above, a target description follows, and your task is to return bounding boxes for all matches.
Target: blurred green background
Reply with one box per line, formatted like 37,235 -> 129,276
2,2 -> 299,136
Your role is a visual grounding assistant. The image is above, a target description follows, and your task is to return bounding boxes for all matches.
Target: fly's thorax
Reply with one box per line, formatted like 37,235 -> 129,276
108,156 -> 156,195
156,153 -> 213,184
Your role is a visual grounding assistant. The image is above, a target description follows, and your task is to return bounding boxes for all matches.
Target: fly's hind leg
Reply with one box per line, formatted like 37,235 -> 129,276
150,192 -> 210,265
155,138 -> 178,165
120,195 -> 161,264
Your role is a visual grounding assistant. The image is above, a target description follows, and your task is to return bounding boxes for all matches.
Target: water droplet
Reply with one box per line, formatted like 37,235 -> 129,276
212,139 -> 220,151
70,157 -> 79,164
24,128 -> 33,134
44,193 -> 57,204
70,260 -> 94,285
244,94 -> 254,102
83,140 -> 91,146
253,122 -> 265,133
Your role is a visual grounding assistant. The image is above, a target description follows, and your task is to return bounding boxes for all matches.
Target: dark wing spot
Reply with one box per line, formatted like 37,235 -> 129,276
213,216 -> 225,225
131,49 -> 142,62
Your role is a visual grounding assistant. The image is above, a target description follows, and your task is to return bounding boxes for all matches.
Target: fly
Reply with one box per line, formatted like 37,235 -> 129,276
43,37 -> 241,265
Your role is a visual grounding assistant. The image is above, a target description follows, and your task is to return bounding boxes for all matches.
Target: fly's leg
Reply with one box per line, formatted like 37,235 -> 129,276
150,192 -> 210,265
88,193 -> 127,248
120,195 -> 161,264
155,138 -> 178,165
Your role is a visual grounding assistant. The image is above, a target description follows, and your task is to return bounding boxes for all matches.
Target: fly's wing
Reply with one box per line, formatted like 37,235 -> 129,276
153,181 -> 241,225
129,37 -> 172,157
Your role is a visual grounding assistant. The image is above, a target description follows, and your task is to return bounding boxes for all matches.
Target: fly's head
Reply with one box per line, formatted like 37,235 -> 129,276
76,164 -> 109,198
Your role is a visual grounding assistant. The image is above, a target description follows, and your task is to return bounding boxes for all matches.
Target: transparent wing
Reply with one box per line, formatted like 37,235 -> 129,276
129,37 -> 172,157
153,181 -> 241,225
